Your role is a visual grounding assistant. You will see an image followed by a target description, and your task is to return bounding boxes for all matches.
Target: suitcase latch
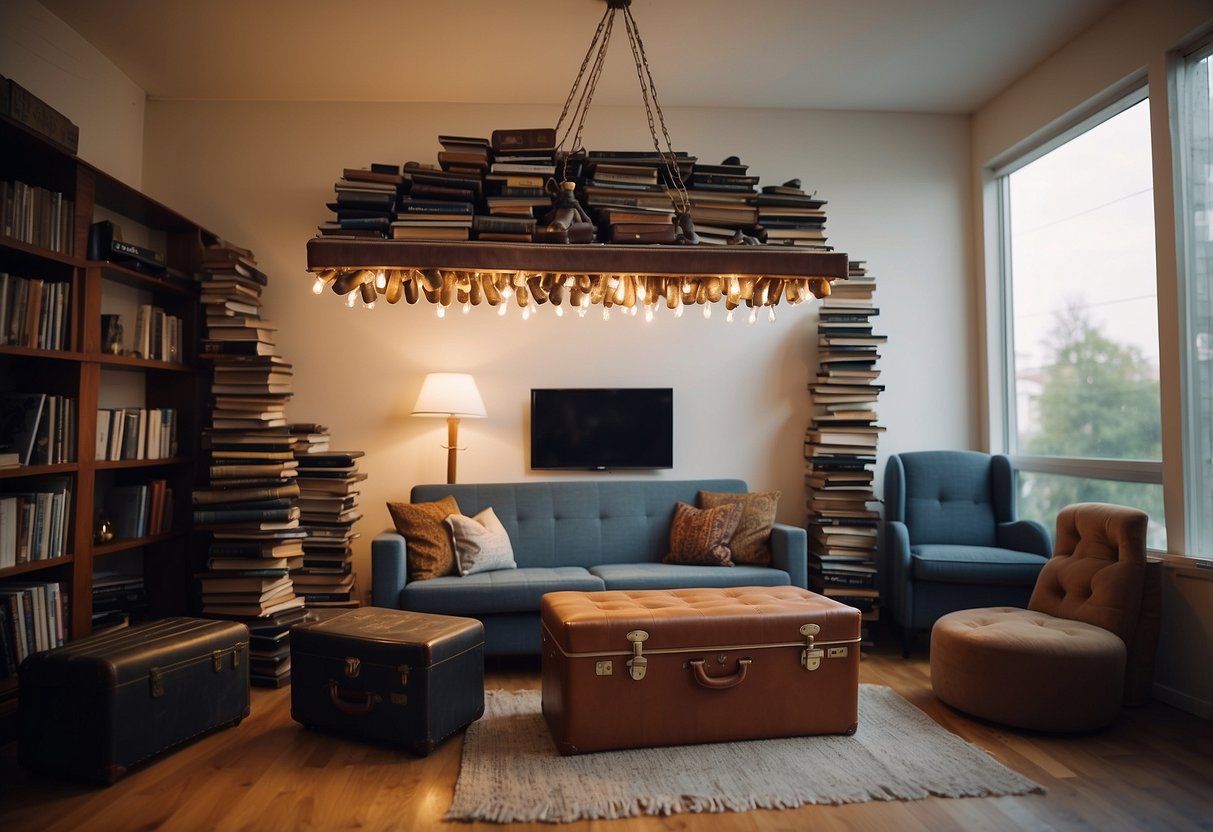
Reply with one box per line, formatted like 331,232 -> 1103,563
800,623 -> 823,671
212,650 -> 223,672
345,657 -> 361,678
626,630 -> 649,681
397,664 -> 410,687
149,667 -> 164,698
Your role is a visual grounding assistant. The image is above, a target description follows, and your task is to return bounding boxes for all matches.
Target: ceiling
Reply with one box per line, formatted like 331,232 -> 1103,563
41,0 -> 1121,114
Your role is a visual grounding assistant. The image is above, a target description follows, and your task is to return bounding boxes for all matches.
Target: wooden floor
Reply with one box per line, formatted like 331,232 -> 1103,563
1,642 -> 1210,832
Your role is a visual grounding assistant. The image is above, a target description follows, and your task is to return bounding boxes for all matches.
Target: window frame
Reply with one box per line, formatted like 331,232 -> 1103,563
1172,32 -> 1213,560
985,79 -> 1164,531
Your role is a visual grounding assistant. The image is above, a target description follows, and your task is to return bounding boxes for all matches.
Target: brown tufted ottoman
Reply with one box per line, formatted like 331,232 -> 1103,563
930,607 -> 1126,732
540,586 -> 862,754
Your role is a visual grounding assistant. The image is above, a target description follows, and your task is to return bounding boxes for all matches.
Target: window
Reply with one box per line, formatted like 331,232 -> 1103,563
994,90 -> 1165,549
1176,38 -> 1213,559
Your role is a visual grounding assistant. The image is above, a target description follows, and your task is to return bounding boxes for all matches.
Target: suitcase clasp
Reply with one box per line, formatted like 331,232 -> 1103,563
148,667 -> 164,698
626,630 -> 649,681
212,650 -> 222,672
800,623 -> 823,671
345,657 -> 361,678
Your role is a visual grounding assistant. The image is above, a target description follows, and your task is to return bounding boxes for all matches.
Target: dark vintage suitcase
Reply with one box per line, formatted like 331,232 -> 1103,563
541,586 -> 861,755
290,607 -> 485,755
19,617 -> 250,784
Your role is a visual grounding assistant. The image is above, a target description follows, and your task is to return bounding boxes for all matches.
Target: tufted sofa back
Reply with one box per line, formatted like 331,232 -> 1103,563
410,479 -> 747,569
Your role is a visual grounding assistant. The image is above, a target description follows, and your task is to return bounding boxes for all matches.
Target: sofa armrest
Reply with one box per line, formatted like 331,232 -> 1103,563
997,519 -> 1052,558
770,522 -> 808,589
371,529 -> 409,608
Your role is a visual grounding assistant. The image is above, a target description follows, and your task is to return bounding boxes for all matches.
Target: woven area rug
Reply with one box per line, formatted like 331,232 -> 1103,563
447,684 -> 1044,823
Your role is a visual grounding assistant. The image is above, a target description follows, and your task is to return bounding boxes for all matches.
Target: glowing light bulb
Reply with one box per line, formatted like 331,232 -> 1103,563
577,306 -> 587,318
521,306 -> 531,321
312,276 -> 326,295
602,308 -> 610,321
645,308 -> 654,323
555,304 -> 564,317
365,300 -> 376,310
703,304 -> 711,320
498,303 -> 507,317
501,285 -> 514,300
462,301 -> 471,314
375,270 -> 387,290
345,293 -> 356,308
748,308 -> 757,325
436,305 -> 445,319
726,309 -> 735,323
768,307 -> 777,323
674,303 -> 684,319
636,285 -> 647,302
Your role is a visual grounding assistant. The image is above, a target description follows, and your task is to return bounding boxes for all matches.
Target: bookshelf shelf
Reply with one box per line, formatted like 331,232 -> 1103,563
0,555 -> 74,579
1,112 -> 214,682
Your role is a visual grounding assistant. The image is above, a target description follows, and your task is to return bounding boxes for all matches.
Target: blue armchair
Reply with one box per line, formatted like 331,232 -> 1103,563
883,450 -> 1051,656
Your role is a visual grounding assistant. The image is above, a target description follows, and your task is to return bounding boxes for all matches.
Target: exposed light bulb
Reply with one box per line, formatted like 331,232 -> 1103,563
436,305 -> 445,319
365,300 -> 376,310
703,304 -> 711,320
748,308 -> 757,325
345,293 -> 356,308
577,306 -> 587,318
522,306 -> 531,320
555,304 -> 564,317
645,308 -> 654,323
726,309 -> 735,323
674,303 -> 684,319
375,270 -> 387,290
312,276 -> 326,295
501,285 -> 514,299
498,303 -> 507,317
463,301 -> 471,314
636,285 -> 647,302
602,308 -> 610,321
768,307 -> 777,322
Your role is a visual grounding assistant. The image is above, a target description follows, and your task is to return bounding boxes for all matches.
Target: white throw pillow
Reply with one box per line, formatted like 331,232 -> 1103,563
444,507 -> 517,576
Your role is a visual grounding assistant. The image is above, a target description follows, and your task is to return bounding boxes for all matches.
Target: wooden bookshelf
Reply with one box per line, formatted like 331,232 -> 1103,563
0,114 -> 216,683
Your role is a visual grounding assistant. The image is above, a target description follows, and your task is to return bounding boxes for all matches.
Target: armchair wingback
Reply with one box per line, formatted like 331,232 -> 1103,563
883,450 -> 1051,655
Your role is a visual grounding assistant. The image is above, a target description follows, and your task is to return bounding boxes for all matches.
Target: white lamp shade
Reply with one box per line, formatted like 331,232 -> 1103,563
412,373 -> 487,418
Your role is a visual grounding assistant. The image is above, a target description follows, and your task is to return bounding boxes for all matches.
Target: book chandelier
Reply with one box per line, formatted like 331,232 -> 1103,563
304,0 -> 847,321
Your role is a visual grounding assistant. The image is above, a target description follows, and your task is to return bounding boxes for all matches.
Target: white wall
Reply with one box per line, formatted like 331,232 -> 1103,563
971,0 -> 1213,716
0,0 -> 145,187
137,100 -> 972,592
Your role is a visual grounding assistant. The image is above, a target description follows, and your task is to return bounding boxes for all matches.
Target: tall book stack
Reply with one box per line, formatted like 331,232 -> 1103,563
292,448 -> 366,610
194,242 -> 306,688
805,260 -> 885,625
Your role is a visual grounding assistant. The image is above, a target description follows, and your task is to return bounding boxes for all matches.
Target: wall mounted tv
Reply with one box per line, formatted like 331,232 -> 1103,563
530,388 -> 673,471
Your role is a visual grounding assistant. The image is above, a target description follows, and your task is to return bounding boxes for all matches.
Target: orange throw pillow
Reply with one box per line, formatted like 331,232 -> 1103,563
663,500 -> 742,567
386,495 -> 461,581
698,490 -> 780,565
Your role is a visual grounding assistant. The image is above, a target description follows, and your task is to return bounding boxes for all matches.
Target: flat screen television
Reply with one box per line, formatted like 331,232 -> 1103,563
530,388 -> 673,471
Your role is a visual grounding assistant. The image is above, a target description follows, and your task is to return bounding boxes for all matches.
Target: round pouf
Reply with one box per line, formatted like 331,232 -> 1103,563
930,607 -> 1126,732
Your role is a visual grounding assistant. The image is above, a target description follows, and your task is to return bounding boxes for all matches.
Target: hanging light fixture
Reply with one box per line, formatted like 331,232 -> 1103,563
305,0 -> 848,316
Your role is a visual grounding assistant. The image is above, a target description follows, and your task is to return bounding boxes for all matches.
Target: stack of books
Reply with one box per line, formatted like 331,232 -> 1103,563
0,272 -> 71,349
394,159 -> 482,242
194,242 -> 305,688
318,166 -> 402,239
805,260 -> 884,623
684,156 -> 758,242
581,151 -> 687,242
292,449 -> 366,610
90,571 -> 147,633
0,580 -> 66,677
756,181 -> 830,249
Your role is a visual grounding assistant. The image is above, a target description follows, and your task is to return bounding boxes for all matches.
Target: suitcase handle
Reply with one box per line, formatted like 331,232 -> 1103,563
326,680 -> 381,716
689,658 -> 751,690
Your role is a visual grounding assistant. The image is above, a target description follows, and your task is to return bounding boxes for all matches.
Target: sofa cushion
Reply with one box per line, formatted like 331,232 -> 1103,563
664,501 -> 742,567
445,507 -> 517,577
399,567 -> 605,615
387,495 -> 461,581
911,544 -> 1046,586
590,563 -> 791,590
698,489 -> 780,565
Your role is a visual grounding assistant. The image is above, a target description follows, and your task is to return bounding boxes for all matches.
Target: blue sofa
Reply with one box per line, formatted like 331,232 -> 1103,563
371,479 -> 808,655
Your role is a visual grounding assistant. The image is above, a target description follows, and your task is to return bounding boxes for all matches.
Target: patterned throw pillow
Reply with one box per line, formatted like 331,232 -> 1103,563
698,490 -> 781,565
386,495 -> 461,581
445,507 -> 517,577
663,500 -> 742,567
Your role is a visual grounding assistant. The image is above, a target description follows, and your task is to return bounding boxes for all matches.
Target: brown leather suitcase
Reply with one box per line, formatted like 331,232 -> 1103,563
18,617 -> 250,784
541,586 -> 861,755
290,607 -> 485,755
